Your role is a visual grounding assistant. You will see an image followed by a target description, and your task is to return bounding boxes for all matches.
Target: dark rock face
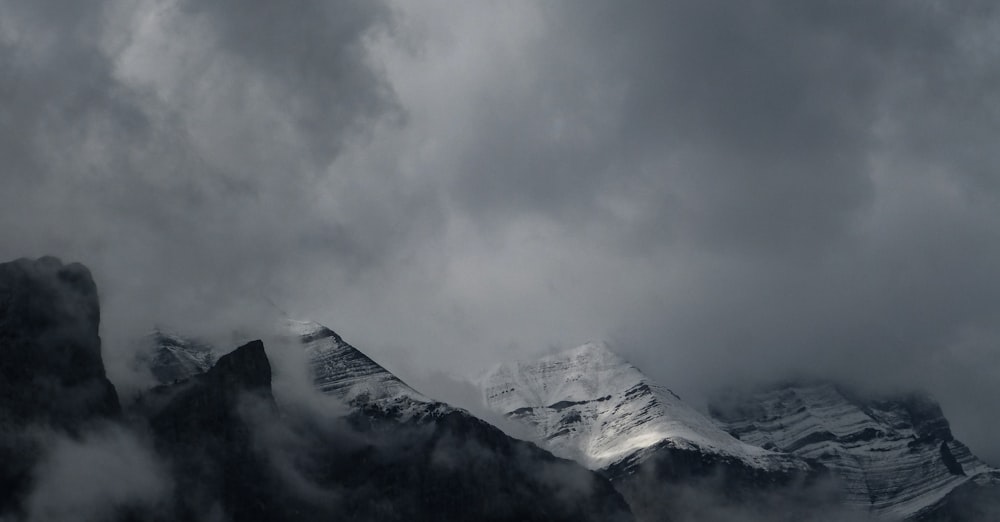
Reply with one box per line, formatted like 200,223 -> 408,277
0,257 -> 120,516
138,324 -> 635,522
143,339 -> 273,445
135,339 -> 292,521
0,256 -> 120,428
290,319 -> 634,521
316,407 -> 634,522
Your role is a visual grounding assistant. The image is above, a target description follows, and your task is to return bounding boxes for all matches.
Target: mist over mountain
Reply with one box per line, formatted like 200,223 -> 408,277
477,343 -> 1000,521
1,257 -> 634,521
4,256 -> 996,521
2,0 -> 999,520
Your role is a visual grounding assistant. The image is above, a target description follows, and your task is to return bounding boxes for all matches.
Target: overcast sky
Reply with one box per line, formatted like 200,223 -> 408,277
1,0 -> 999,464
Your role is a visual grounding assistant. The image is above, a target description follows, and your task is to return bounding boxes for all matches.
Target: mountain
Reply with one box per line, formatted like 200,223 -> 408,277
0,256 -> 631,521
478,342 -> 827,520
480,341 -> 809,474
0,257 -> 120,428
709,382 -> 1000,520
137,319 -> 635,521
8,253 -> 993,520
290,319 -> 449,419
134,339 -> 294,521
0,257 -> 121,516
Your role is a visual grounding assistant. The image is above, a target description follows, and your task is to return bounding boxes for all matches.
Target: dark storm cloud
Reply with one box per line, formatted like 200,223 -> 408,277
362,1 -> 1000,464
508,0 -> 1000,463
0,0 -> 416,388
175,0 -> 396,164
2,0 -> 999,471
443,0 -> 991,253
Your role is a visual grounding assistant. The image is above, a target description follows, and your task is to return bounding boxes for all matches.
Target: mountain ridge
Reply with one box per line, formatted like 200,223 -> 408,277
133,317 -> 635,521
479,340 -> 811,474
709,380 -> 1000,520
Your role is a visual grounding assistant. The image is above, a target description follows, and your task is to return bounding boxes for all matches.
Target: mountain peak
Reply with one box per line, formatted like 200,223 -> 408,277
550,340 -> 621,360
207,339 -> 271,391
481,344 -> 802,472
294,319 -> 428,409
285,319 -> 341,341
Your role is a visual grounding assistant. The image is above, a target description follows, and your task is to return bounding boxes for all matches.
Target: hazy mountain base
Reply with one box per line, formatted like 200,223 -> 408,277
708,382 -> 1000,521
603,442 -> 858,522
615,470 -> 871,522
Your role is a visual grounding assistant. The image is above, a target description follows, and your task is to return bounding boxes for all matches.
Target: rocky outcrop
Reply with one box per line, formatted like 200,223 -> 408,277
0,256 -> 120,516
134,320 -> 636,522
135,339 -> 288,521
0,256 -> 120,428
143,339 -> 273,444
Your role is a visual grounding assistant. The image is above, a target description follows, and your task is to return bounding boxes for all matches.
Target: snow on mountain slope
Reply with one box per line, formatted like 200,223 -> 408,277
140,319 -> 450,420
138,328 -> 215,385
286,319 -> 450,419
480,341 -> 809,473
709,382 -> 999,520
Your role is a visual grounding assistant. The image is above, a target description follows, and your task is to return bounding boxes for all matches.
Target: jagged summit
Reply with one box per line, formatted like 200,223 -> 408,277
480,341 -> 807,472
208,339 -> 271,391
140,318 -> 443,418
709,381 -> 1000,520
1,258 -> 635,522
288,319 -> 425,402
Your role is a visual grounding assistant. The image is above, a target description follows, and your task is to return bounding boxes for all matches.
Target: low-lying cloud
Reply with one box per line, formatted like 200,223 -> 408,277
25,426 -> 171,522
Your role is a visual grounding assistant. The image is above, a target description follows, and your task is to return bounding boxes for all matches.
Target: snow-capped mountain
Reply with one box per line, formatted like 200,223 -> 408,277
133,318 -> 634,521
288,319 -> 450,420
135,319 -> 453,420
709,382 -> 1000,520
480,341 -> 810,475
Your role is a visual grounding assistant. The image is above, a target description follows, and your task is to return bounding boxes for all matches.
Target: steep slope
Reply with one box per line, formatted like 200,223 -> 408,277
479,342 -> 838,521
0,256 -> 120,427
0,256 -> 121,517
709,382 -> 1000,520
137,339 -> 289,521
288,319 -> 634,521
289,319 -> 444,418
480,342 -> 810,475
139,320 -> 635,521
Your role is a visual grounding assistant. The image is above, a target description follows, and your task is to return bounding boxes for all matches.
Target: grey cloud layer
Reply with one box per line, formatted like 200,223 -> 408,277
1,0 -> 998,464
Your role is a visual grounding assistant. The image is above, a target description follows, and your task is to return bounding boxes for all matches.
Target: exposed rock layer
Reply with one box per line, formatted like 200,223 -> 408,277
709,382 -> 1000,520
